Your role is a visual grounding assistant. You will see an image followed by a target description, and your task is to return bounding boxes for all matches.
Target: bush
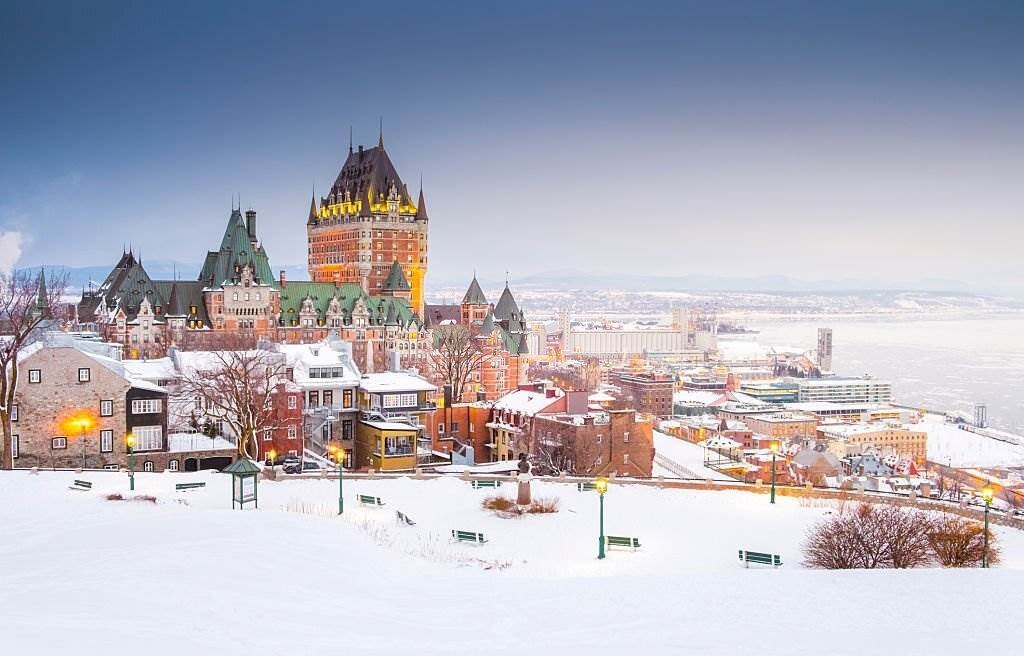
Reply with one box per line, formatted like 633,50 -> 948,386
482,496 -> 519,515
803,504 -> 932,569
525,497 -> 559,514
928,515 -> 1000,567
482,495 -> 560,517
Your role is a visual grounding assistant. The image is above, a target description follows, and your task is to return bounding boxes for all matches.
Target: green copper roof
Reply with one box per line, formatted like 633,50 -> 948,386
199,210 -> 275,289
223,457 -> 261,474
381,260 -> 411,292
277,281 -> 416,328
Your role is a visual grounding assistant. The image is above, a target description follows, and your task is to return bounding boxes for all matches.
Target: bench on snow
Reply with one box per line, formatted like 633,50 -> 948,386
452,529 -> 487,544
358,494 -> 385,507
577,482 -> 597,492
738,550 -> 782,568
605,535 -> 640,550
175,482 -> 206,491
69,479 -> 93,491
395,510 -> 416,526
470,479 -> 502,489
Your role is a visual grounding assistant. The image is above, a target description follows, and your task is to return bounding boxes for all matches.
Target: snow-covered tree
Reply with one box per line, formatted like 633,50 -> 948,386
430,324 -> 487,403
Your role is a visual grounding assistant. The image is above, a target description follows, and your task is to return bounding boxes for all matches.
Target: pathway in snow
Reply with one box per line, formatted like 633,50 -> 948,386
652,430 -> 736,481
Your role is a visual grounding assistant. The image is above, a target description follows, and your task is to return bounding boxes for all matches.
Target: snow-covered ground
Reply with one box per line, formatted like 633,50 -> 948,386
922,413 -> 1024,467
653,430 -> 737,480
2,470 -> 1023,655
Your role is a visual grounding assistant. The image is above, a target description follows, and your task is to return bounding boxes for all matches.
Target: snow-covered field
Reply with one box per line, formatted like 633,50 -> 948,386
652,430 -> 736,480
923,414 -> 1024,467
2,470 -> 1023,655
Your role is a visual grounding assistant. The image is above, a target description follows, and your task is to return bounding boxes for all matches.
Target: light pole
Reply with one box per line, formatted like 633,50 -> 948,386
595,477 -> 609,559
78,419 -> 89,470
126,433 -> 136,491
329,443 -> 345,515
267,449 -> 278,468
982,485 -> 994,568
769,440 -> 779,504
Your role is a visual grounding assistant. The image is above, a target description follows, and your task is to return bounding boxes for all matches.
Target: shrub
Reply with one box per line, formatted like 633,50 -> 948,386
928,515 -> 1000,567
106,493 -> 124,501
525,497 -> 559,514
482,495 -> 560,517
482,495 -> 520,514
803,503 -> 933,569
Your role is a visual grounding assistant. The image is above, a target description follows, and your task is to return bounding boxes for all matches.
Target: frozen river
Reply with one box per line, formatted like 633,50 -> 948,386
749,315 -> 1024,435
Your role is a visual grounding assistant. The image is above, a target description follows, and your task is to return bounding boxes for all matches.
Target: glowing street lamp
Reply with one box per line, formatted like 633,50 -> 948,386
982,485 -> 994,568
126,433 -> 136,491
769,441 -> 780,505
267,449 -> 278,467
595,477 -> 609,560
328,443 -> 345,515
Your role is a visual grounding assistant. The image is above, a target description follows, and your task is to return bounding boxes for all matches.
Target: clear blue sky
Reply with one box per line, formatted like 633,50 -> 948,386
2,1 -> 1022,290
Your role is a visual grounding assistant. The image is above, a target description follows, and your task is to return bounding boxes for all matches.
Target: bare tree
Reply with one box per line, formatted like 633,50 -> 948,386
803,503 -> 935,569
430,325 -> 487,402
928,515 -> 1000,567
0,269 -> 68,469
178,346 -> 287,460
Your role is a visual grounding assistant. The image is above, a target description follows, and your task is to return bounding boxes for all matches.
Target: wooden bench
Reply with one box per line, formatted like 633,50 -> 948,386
358,494 -> 385,507
577,482 -> 597,492
396,510 -> 416,526
452,529 -> 487,544
69,479 -> 92,491
605,535 -> 641,550
738,549 -> 782,568
175,482 -> 206,491
470,479 -> 502,489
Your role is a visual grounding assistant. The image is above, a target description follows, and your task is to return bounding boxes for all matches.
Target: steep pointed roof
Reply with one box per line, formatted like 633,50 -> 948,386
492,284 -> 520,321
35,269 -> 48,314
198,209 -> 275,288
461,276 -> 488,305
479,310 -> 495,335
415,186 -> 429,220
328,144 -> 414,209
381,260 -> 411,292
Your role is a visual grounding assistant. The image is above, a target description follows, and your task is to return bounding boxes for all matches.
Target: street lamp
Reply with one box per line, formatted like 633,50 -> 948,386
982,485 -> 994,568
594,477 -> 609,559
126,433 -> 136,491
267,449 -> 278,468
77,418 -> 90,470
769,441 -> 780,504
329,443 -> 345,515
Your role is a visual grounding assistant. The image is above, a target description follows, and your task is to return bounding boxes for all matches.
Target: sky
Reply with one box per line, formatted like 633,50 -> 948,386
1,1 -> 1022,291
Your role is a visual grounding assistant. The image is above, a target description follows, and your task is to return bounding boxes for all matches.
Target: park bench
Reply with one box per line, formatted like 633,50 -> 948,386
358,494 -> 385,507
470,479 -> 502,489
605,535 -> 641,550
738,550 -> 782,568
69,480 -> 93,492
452,529 -> 487,544
577,482 -> 597,492
396,510 -> 416,526
175,482 -> 206,491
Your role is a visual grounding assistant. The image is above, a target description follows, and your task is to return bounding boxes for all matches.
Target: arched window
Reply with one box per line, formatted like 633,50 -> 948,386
144,461 -> 154,472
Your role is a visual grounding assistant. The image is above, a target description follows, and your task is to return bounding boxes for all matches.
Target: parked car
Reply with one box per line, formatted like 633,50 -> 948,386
281,456 -> 302,473
301,461 -> 323,472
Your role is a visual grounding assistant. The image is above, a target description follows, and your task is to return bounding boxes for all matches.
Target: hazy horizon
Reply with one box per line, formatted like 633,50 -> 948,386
3,1 -> 1022,291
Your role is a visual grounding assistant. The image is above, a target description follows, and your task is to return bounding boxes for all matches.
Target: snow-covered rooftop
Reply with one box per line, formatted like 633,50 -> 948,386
493,388 -> 564,415
359,372 -> 436,393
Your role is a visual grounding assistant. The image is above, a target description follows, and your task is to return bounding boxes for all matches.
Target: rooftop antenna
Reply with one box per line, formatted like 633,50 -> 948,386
349,126 -> 353,154
378,116 -> 384,148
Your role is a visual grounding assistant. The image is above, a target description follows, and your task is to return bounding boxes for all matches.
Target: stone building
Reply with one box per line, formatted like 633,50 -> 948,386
609,369 -> 675,417
531,409 -> 655,477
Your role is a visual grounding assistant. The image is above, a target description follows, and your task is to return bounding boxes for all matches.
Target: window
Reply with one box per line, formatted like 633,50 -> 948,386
255,292 -> 261,301
288,395 -> 297,410
78,368 -> 91,383
51,437 -> 67,449
437,423 -> 445,435
623,453 -> 630,465
287,426 -> 297,439
133,426 -> 163,451
10,405 -> 16,422
144,461 -> 154,472
100,400 -> 113,417
169,459 -> 179,472
450,422 -> 459,434
11,434 -> 18,459
28,369 -> 41,384
103,464 -> 119,471
595,456 -> 602,466
323,390 -> 333,406
131,399 -> 163,414
100,430 -> 113,453
263,429 -> 273,441
342,420 -> 353,440
232,293 -> 238,301
469,422 -> 475,433
308,391 -> 319,407
597,434 -> 603,444
343,389 -> 353,408
623,431 -> 630,443
383,393 -> 417,408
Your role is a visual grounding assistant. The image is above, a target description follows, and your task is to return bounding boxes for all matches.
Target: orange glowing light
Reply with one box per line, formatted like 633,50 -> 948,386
126,433 -> 136,449
58,410 -> 99,437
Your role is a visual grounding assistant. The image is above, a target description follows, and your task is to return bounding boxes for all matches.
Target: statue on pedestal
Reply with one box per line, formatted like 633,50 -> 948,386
517,452 -> 532,505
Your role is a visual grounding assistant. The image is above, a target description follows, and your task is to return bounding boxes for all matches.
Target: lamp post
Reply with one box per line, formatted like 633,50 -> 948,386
329,443 -> 345,515
982,485 -> 994,568
126,433 -> 136,491
769,441 -> 780,504
595,477 -> 609,559
267,449 -> 278,468
78,419 -> 89,470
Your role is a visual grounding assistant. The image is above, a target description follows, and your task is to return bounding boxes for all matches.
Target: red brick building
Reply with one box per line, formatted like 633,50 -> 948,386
532,409 -> 655,477
260,381 -> 304,462
609,369 -> 675,417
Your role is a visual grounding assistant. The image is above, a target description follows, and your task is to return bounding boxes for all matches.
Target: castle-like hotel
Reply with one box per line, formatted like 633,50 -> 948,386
77,131 -> 529,398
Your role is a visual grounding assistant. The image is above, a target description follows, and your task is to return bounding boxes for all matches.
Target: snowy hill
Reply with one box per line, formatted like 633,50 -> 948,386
2,470 -> 1023,655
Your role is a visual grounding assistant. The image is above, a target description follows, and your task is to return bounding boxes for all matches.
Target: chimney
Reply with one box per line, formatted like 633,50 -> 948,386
279,270 -> 287,288
245,209 -> 257,240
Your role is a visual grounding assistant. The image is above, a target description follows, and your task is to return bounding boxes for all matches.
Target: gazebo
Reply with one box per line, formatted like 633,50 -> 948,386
224,457 -> 261,510
698,435 -> 742,466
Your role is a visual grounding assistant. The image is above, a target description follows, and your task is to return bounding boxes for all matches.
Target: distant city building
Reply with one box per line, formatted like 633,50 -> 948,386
816,327 -> 833,372
609,369 -> 675,417
797,377 -> 892,404
818,422 -> 927,465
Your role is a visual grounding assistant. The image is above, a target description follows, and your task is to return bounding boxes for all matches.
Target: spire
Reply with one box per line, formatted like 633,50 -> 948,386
378,116 -> 384,148
381,260 -> 411,292
461,275 -> 487,306
349,126 -> 353,155
35,268 -> 48,314
415,179 -> 429,220
308,193 -> 318,224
